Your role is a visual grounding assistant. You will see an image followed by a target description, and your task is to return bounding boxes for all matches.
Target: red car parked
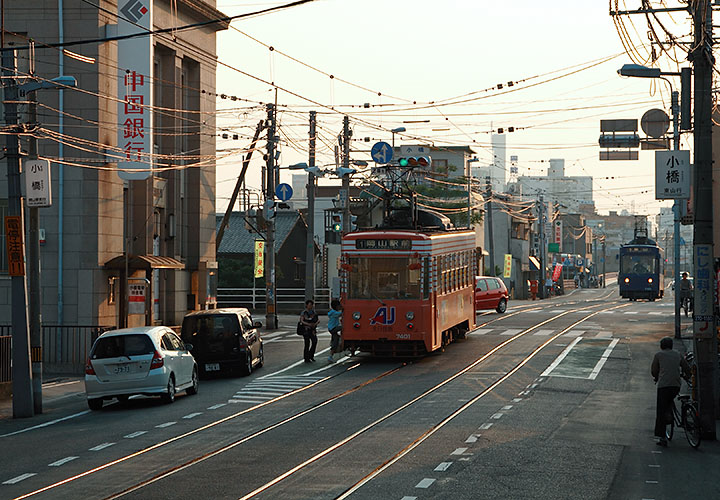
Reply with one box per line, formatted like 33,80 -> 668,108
474,276 -> 508,313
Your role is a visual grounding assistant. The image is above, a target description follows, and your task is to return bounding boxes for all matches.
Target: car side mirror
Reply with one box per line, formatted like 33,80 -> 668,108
184,343 -> 193,351
253,321 -> 262,329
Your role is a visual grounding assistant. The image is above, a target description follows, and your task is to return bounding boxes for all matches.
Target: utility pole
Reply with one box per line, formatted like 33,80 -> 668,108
341,116 -> 351,233
2,49 -> 34,418
538,194 -> 545,298
669,89 -> 682,341
264,103 -> 278,329
689,0 -> 716,439
305,111 -> 316,302
485,177 -> 494,276
601,236 -> 606,288
27,90 -> 42,414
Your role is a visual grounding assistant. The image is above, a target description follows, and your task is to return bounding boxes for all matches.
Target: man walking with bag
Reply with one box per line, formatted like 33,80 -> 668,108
299,300 -> 319,363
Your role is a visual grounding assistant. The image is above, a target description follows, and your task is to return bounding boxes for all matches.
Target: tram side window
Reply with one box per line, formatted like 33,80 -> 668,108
348,257 -> 422,300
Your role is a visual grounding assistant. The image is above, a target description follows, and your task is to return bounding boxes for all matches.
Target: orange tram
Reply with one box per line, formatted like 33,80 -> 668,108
340,229 -> 477,357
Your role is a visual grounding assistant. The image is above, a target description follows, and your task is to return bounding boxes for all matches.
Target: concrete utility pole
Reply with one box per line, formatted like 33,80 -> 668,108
485,177 -> 494,276
689,0 -> 716,439
669,89 -> 682,341
2,49 -> 34,418
264,104 -> 278,329
341,116 -> 351,233
602,236 -> 606,288
305,111 -> 316,302
538,193 -> 545,298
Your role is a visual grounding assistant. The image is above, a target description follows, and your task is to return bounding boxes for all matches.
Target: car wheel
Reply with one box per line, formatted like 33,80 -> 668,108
241,352 -> 253,376
496,298 -> 507,314
88,398 -> 103,411
161,376 -> 176,404
186,367 -> 199,396
257,345 -> 264,368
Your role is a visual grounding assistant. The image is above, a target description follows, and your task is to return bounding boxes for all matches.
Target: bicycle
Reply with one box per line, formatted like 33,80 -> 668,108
664,379 -> 701,448
680,295 -> 693,317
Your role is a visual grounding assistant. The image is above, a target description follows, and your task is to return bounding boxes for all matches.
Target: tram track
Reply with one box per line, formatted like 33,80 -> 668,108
10,296 -> 626,500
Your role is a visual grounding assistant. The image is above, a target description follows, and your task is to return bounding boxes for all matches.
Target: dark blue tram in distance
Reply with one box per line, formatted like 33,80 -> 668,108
618,240 -> 664,301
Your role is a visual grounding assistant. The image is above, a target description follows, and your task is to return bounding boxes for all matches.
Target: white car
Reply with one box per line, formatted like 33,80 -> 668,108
84,326 -> 198,410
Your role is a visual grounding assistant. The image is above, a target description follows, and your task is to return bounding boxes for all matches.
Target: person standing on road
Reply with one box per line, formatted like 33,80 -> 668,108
679,272 -> 693,316
300,300 -> 319,363
327,299 -> 343,363
651,337 -> 691,446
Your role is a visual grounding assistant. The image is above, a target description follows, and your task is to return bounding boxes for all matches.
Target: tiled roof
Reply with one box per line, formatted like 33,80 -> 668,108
216,211 -> 303,254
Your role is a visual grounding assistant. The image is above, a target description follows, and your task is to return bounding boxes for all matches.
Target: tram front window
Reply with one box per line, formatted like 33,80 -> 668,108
348,257 -> 421,299
621,254 -> 657,274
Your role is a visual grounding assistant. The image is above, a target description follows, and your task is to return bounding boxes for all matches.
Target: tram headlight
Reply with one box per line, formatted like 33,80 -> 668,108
405,311 -> 415,320
624,278 -> 630,283
352,312 -> 361,320
407,323 -> 414,330
648,278 -> 653,283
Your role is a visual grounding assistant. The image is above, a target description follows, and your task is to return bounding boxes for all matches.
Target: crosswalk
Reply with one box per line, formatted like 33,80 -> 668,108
473,327 -> 615,338
516,308 -> 671,317
229,375 -> 326,404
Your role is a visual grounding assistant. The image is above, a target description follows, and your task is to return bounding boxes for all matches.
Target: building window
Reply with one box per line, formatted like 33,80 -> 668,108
0,199 -> 7,273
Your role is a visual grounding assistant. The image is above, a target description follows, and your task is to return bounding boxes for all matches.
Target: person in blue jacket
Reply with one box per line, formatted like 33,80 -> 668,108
327,299 -> 343,363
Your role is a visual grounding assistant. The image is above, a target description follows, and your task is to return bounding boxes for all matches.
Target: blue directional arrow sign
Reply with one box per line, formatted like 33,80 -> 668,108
371,141 -> 393,164
275,183 -> 293,201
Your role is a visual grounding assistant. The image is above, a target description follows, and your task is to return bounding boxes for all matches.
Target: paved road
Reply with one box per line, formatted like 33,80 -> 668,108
1,286 -> 718,500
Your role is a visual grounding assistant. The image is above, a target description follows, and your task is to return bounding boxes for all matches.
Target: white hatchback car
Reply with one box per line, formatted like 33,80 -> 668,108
84,326 -> 199,410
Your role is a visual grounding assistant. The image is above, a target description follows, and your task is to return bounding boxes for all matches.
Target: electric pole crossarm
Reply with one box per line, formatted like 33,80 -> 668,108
610,7 -> 688,15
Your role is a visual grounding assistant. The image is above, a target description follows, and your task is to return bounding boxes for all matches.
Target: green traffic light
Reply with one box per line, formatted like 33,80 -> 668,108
399,158 -> 409,167
333,223 -> 342,232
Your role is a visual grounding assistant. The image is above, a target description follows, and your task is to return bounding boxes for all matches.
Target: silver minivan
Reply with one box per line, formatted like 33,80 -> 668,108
84,326 -> 198,410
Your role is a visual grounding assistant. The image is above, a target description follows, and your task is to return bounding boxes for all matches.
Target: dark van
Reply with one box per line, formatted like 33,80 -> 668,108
181,308 -> 263,377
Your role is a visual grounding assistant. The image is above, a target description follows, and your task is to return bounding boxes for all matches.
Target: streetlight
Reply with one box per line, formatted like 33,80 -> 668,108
467,157 -> 480,228
390,126 -> 406,150
618,63 -> 682,340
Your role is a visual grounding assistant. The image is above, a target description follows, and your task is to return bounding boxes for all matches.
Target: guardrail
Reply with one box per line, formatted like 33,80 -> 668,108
218,287 -> 332,313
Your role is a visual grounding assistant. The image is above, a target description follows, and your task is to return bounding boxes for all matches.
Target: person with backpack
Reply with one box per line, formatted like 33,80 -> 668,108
299,300 -> 319,363
327,299 -> 343,363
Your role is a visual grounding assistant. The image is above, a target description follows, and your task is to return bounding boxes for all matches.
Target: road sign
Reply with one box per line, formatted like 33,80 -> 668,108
275,183 -> 293,201
23,158 -> 52,207
655,150 -> 690,199
371,141 -> 393,164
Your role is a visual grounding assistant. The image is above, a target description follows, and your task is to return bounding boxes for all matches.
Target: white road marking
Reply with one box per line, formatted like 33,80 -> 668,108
415,478 -> 436,489
434,462 -> 453,472
491,413 -> 503,419
207,403 -> 226,410
541,337 -> 583,377
229,398 -> 269,404
550,309 -> 566,313
501,405 -> 513,410
624,311 -> 639,315
124,431 -> 147,439
649,464 -> 660,468
594,331 -> 613,338
532,329 -> 555,336
0,410 -> 90,438
474,329 -> 495,335
401,497 -> 418,500
2,473 -> 36,484
499,329 -> 522,336
648,312 -> 664,315
155,422 -> 176,428
450,447 -> 468,455
646,480 -> 658,484
651,450 -> 662,454
512,398 -> 522,402
563,330 -> 586,337
588,338 -> 620,380
465,435 -> 478,443
182,412 -> 202,419
89,442 -> 115,451
235,389 -> 287,396
48,456 -> 79,467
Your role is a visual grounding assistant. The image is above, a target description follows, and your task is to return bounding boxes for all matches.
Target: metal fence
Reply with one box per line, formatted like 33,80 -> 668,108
218,287 -> 332,313
0,325 -> 114,378
0,336 -> 10,382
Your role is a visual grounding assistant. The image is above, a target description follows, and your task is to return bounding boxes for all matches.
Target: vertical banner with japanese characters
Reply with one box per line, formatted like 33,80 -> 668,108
5,216 -> 25,276
254,240 -> 264,278
693,244 -> 714,337
117,0 -> 152,180
503,254 -> 512,278
554,220 -> 562,251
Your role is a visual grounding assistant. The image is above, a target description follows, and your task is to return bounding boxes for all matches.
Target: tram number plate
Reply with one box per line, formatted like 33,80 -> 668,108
396,333 -> 411,339
205,363 -> 220,372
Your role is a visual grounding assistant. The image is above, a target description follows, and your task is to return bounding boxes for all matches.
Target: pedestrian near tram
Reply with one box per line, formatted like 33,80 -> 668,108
300,300 -> 319,363
651,337 -> 691,446
327,299 -> 343,363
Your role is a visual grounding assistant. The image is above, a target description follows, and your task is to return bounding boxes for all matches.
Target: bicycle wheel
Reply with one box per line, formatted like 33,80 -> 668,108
683,405 -> 701,448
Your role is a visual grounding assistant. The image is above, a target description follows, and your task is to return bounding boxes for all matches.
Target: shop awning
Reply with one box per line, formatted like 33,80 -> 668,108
529,256 -> 541,271
104,254 -> 185,271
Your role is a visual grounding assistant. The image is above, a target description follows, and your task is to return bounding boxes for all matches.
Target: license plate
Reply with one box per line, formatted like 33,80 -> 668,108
113,363 -> 131,375
205,363 -> 220,372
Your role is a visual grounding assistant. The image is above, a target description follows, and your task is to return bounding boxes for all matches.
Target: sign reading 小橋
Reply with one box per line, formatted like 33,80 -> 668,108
117,0 -> 152,180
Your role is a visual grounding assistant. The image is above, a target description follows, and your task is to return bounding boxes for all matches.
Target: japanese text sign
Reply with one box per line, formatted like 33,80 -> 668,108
254,240 -> 264,278
5,216 -> 25,276
503,254 -> 512,278
655,150 -> 690,199
24,159 -> 52,207
117,0 -> 152,180
693,244 -> 714,337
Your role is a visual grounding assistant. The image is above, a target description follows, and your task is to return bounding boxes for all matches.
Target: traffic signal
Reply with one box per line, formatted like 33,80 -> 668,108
350,215 -> 358,231
398,156 -> 431,168
331,214 -> 342,232
336,167 -> 356,177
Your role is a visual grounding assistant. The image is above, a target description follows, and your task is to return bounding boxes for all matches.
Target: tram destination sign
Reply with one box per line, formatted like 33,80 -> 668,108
356,239 -> 412,250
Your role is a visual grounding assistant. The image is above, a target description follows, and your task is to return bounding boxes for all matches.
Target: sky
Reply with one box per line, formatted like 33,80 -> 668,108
213,0 -> 695,216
